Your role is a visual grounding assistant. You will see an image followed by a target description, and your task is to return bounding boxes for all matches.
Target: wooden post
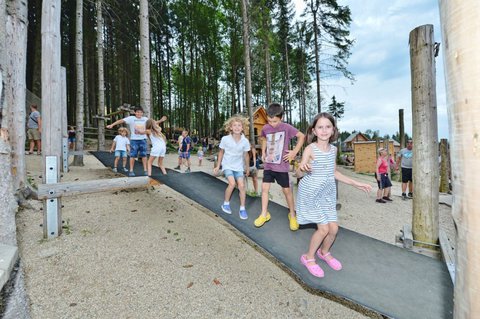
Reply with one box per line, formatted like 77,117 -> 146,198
439,139 -> 449,193
61,67 -> 68,173
409,25 -> 439,246
398,109 -> 405,148
41,0 -> 62,238
439,1 -> 480,316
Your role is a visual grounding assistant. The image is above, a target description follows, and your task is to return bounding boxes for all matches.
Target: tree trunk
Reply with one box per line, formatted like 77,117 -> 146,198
439,139 -> 449,193
139,0 -> 151,116
409,24 -> 439,245
96,0 -> 105,150
240,0 -> 254,145
438,1 -> 480,317
311,0 -> 321,113
73,0 -> 85,166
5,0 -> 28,191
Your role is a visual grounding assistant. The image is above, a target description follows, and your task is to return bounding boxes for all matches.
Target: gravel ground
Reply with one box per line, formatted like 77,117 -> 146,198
15,153 -> 454,318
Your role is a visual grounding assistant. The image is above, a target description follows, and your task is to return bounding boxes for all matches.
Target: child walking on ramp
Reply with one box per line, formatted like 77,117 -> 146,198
145,118 -> 168,176
296,113 -> 372,278
213,116 -> 251,220
110,127 -> 130,172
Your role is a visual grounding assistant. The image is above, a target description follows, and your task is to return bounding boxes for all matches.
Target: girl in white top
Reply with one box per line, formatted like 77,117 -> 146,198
145,118 -> 168,176
213,116 -> 251,220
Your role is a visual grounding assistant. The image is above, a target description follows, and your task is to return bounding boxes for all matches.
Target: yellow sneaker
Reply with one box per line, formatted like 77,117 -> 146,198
288,213 -> 299,231
254,212 -> 271,228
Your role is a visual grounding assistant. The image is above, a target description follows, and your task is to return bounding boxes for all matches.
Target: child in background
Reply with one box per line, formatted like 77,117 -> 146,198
213,115 -> 251,220
254,103 -> 305,231
145,118 -> 167,176
296,113 -> 372,278
375,147 -> 393,203
197,147 -> 204,166
110,127 -> 130,173
68,126 -> 76,150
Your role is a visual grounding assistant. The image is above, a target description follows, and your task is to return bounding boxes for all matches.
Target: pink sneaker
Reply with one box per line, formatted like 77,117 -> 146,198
300,254 -> 324,278
317,251 -> 342,271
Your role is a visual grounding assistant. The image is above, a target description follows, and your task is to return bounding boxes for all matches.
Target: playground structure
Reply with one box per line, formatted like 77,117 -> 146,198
2,1 -> 480,317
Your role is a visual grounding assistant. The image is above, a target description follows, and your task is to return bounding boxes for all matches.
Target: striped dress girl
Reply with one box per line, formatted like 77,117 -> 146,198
296,143 -> 337,225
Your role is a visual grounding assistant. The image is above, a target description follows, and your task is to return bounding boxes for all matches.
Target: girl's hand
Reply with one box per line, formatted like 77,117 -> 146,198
356,182 -> 373,193
109,149 -> 113,153
245,168 -> 250,177
213,167 -> 220,175
299,162 -> 312,173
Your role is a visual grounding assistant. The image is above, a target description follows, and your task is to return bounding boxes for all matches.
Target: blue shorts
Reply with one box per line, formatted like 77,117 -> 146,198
180,151 -> 191,159
68,137 -> 76,143
130,139 -> 147,158
115,150 -> 127,158
223,169 -> 244,180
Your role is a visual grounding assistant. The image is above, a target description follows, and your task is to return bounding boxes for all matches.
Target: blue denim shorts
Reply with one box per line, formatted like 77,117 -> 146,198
130,139 -> 147,158
114,150 -> 127,158
223,169 -> 244,180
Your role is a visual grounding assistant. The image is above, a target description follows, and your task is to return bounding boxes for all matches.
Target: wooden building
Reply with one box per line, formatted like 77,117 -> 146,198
344,132 -> 370,151
353,140 -> 395,173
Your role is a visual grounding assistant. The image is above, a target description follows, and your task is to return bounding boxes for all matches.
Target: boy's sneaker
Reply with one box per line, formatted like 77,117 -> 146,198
185,168 -> 191,173
174,166 -> 181,170
402,193 -> 407,200
239,209 -> 248,220
288,213 -> 299,231
376,199 -> 387,203
382,196 -> 393,201
123,167 -> 128,172
221,204 -> 232,214
408,192 -> 413,198
112,167 -> 118,173
128,171 -> 135,177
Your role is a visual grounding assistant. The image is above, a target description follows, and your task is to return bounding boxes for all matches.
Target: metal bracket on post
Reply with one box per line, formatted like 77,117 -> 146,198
62,137 -> 69,173
44,156 -> 61,238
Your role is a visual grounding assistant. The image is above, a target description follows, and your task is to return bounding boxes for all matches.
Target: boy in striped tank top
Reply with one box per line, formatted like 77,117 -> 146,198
296,113 -> 372,278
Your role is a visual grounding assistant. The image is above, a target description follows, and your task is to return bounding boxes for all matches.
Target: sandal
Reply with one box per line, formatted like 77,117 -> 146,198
316,251 -> 342,271
300,254 -> 324,278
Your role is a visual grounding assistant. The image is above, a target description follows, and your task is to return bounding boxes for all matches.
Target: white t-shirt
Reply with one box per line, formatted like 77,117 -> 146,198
219,134 -> 250,172
123,116 -> 148,140
114,135 -> 130,151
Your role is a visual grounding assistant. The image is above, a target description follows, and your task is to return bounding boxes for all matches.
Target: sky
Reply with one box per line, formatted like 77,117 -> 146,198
294,0 -> 449,139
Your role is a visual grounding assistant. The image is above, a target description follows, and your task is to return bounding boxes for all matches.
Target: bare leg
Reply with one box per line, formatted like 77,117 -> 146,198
252,175 -> 258,193
36,140 -> 41,153
224,176 -> 236,202
305,224 -> 329,265
408,181 -> 413,193
114,156 -> 120,168
282,187 -> 296,217
147,155 -> 156,176
141,157 -> 147,172
29,140 -> 35,153
129,157 -> 135,172
237,177 -> 246,207
319,223 -> 339,255
260,182 -> 271,216
157,157 -> 167,175
122,157 -> 127,169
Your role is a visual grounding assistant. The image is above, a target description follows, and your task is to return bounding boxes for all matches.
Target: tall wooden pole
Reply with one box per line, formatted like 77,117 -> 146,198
439,1 -> 480,317
41,0 -> 62,237
240,0 -> 255,145
398,109 -> 405,148
96,0 -> 105,150
409,25 -> 439,245
439,139 -> 449,193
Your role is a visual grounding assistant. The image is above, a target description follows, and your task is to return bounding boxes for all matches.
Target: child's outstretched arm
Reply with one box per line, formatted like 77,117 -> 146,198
213,148 -> 224,175
260,136 -> 267,162
335,169 -> 372,193
284,131 -> 305,162
106,118 -> 125,129
155,115 -> 167,125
